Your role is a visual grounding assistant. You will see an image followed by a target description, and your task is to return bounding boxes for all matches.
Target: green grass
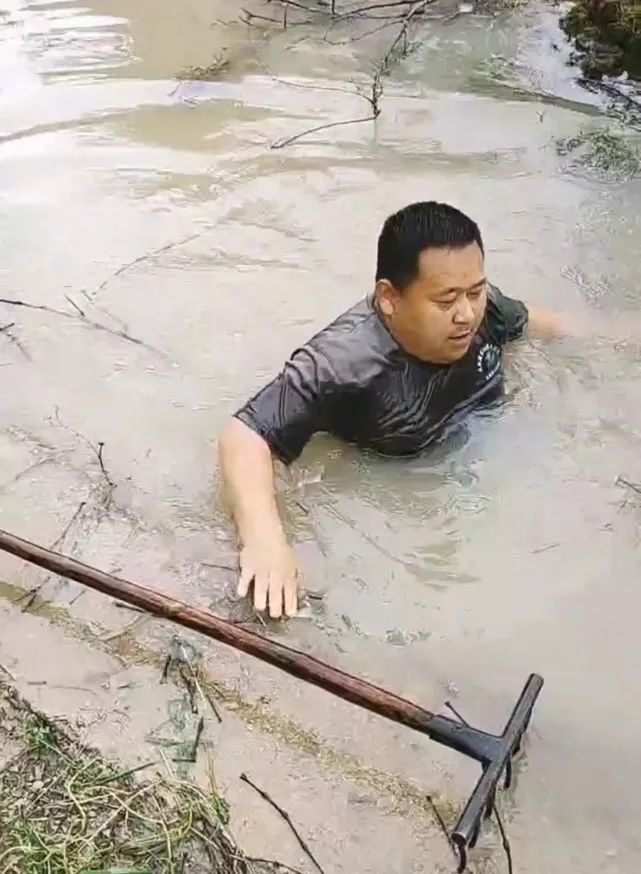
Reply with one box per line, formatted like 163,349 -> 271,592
23,713 -> 58,754
0,685 -> 248,874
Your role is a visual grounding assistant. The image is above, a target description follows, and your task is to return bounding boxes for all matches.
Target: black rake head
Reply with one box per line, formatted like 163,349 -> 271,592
449,673 -> 544,871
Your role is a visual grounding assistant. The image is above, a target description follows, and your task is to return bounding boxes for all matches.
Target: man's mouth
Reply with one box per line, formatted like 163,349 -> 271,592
449,330 -> 472,342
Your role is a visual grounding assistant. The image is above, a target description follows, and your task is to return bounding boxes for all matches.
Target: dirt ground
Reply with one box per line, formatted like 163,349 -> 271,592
0,595 -> 460,874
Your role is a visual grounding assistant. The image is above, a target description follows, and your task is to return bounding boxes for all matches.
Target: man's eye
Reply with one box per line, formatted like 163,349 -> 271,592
438,298 -> 455,308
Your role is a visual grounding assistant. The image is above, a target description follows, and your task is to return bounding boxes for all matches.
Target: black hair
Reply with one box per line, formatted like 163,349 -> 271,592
375,201 -> 484,290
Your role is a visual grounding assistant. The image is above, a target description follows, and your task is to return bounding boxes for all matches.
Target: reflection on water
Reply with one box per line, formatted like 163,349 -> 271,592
2,0 -> 641,871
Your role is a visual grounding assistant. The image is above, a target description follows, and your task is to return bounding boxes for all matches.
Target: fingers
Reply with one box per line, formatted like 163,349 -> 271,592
268,573 -> 298,619
268,574 -> 283,619
284,574 -> 298,617
236,548 -> 298,620
253,573 -> 269,613
237,562 -> 254,598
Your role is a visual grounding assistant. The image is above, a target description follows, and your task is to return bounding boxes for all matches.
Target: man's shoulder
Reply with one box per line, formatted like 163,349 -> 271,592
482,283 -> 529,345
291,296 -> 395,390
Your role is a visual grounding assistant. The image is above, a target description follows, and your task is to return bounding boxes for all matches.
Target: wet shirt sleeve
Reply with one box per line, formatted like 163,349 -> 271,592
234,347 -> 333,465
484,285 -> 529,345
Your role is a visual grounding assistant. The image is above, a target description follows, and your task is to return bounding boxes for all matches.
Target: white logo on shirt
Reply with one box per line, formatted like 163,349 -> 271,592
476,343 -> 501,381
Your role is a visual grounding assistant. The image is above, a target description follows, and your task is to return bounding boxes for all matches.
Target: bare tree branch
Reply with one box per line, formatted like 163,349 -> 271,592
266,0 -> 434,148
271,113 -> 378,148
0,321 -> 31,361
0,296 -> 162,356
87,231 -> 201,302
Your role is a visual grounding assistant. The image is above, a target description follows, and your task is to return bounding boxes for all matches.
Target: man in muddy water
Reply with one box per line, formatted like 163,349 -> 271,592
218,200 -> 566,618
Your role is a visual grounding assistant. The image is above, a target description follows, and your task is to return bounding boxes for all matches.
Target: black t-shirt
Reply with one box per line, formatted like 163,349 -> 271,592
235,286 -> 528,464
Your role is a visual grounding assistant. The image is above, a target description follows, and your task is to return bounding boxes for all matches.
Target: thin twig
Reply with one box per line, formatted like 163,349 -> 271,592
241,8 -> 310,26
269,0 -> 326,14
199,684 -> 223,724
337,0 -> 419,15
96,442 -> 114,488
161,655 -> 172,684
88,232 -> 201,302
324,17 -> 401,44
201,561 -> 237,572
0,322 -> 31,360
248,859 -> 305,874
181,644 -> 224,724
494,802 -> 514,874
52,409 -> 116,498
378,0 -> 433,70
240,773 -> 325,874
19,499 -> 87,611
271,113 -> 378,148
241,9 -> 282,25
51,500 -> 88,551
64,295 -> 85,317
533,542 -> 561,554
616,475 -> 641,496
269,0 -> 433,148
0,663 -> 16,681
178,666 -> 199,714
174,716 -> 205,763
426,795 -> 457,856
0,296 -> 159,354
95,760 -> 157,786
444,700 -> 470,726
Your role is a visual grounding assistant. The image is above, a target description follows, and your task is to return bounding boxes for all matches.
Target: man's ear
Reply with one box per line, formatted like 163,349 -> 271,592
375,279 -> 400,317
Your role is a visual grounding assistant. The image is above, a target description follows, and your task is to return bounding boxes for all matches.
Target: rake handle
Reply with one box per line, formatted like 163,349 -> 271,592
0,527 -> 444,732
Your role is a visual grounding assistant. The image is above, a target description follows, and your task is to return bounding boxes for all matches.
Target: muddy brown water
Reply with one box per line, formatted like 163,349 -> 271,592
1,0 -> 641,871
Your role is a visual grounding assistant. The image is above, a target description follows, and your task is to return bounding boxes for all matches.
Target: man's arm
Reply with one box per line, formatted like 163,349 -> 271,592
218,348 -> 332,618
219,417 -> 298,618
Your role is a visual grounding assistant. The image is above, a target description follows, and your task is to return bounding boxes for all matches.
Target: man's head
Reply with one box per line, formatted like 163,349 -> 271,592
375,201 -> 487,364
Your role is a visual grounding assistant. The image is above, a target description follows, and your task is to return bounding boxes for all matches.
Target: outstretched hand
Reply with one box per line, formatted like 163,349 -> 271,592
237,534 -> 299,619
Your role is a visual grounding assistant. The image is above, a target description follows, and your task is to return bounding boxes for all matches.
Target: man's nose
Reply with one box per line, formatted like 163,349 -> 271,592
453,296 -> 474,324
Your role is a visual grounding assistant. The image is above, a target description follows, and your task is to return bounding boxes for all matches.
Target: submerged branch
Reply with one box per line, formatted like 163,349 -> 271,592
616,475 -> 641,496
266,0 -> 434,148
271,112 -> 379,148
240,773 -> 325,874
0,296 -> 160,355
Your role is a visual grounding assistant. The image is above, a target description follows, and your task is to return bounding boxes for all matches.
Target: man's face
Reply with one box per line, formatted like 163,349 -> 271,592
376,243 -> 487,364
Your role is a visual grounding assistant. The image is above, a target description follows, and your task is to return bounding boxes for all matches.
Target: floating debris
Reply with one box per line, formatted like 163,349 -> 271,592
556,126 -> 640,179
178,52 -> 230,81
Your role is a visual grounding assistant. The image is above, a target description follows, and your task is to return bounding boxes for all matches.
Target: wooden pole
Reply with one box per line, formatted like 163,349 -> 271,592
0,528 -> 435,732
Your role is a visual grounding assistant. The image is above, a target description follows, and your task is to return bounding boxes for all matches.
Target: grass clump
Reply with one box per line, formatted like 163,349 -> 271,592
0,684 -> 249,874
556,125 -> 640,178
177,53 -> 230,82
23,713 -> 58,754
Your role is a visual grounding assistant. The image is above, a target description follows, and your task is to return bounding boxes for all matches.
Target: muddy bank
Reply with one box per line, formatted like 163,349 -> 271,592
0,600 -> 457,874
562,0 -> 641,79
